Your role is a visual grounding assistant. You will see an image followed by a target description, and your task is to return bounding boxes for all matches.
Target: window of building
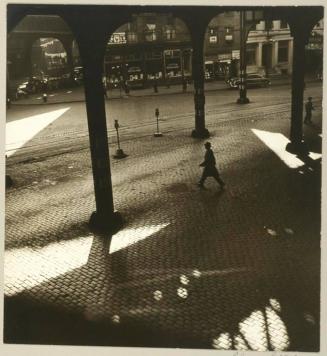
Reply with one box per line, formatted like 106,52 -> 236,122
208,28 -> 217,43
225,27 -> 233,42
280,19 -> 288,29
127,32 -> 137,43
278,40 -> 289,62
265,20 -> 273,31
246,44 -> 256,65
166,26 -> 176,40
145,24 -> 157,42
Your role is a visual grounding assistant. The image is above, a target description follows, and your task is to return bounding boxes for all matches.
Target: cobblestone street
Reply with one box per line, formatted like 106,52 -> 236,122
4,101 -> 323,351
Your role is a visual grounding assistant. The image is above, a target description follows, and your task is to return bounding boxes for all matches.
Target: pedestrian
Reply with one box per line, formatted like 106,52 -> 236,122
103,83 -> 108,99
182,78 -> 187,93
198,142 -> 225,189
304,96 -> 314,124
153,78 -> 158,93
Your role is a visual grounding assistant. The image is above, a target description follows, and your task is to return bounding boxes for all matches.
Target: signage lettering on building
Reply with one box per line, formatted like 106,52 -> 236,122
209,36 -> 217,43
218,53 -> 232,60
232,50 -> 240,59
109,32 -> 127,44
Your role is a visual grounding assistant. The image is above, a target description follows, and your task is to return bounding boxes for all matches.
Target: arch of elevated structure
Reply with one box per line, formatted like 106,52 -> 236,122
7,4 -> 324,233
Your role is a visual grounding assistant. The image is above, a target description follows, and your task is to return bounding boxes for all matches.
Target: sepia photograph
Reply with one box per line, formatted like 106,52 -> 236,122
1,0 -> 326,355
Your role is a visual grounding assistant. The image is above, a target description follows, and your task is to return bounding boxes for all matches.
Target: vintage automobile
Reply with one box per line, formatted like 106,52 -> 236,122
226,73 -> 271,89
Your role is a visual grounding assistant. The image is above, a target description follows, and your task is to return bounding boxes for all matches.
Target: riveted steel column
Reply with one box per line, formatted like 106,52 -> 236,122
286,24 -> 311,154
191,27 -> 209,138
80,39 -> 122,233
237,10 -> 250,104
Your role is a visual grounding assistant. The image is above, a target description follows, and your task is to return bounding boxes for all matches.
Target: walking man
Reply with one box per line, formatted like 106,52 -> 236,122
304,97 -> 314,124
198,142 -> 225,189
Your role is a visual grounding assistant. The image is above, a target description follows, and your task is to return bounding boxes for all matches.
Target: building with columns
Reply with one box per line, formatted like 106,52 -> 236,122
247,19 -> 294,76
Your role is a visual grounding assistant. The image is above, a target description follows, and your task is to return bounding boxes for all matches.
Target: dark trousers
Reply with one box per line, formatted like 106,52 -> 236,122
199,167 -> 225,186
304,111 -> 312,123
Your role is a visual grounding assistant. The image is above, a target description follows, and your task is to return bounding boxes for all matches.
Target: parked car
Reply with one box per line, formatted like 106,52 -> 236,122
16,77 -> 46,98
226,74 -> 270,89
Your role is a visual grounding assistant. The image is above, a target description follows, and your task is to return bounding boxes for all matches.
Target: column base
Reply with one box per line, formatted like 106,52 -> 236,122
237,97 -> 250,104
286,141 -> 309,155
89,210 -> 123,234
114,149 -> 128,159
191,128 -> 210,139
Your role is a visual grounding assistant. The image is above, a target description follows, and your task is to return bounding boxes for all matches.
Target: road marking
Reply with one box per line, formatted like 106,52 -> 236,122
6,107 -> 70,157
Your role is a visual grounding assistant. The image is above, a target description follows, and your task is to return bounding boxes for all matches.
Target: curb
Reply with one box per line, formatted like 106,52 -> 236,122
10,78 -> 320,106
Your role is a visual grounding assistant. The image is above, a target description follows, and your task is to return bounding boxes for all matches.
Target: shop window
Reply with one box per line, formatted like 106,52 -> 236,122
278,40 -> 289,63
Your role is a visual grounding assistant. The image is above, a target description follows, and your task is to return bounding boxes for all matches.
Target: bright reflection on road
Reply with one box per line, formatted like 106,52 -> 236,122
252,129 -> 321,168
4,235 -> 93,296
109,223 -> 169,254
6,107 -> 70,157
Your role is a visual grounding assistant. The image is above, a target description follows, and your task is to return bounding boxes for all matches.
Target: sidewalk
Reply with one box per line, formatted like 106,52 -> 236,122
10,75 -> 318,106
4,105 -> 322,351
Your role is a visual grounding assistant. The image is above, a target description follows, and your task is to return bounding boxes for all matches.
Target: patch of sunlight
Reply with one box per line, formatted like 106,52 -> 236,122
6,107 -> 70,157
4,235 -> 93,296
238,303 -> 290,351
180,274 -> 189,285
212,332 -> 232,349
252,129 -> 322,169
109,223 -> 169,254
192,269 -> 202,278
239,310 -> 268,351
112,315 -> 120,323
233,334 -> 248,350
269,298 -> 282,312
308,151 -> 322,160
153,290 -> 163,301
252,129 -> 304,169
177,287 -> 188,299
265,306 -> 290,350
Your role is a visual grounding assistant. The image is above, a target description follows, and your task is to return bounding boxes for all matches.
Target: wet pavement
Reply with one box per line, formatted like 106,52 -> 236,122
4,95 -> 323,351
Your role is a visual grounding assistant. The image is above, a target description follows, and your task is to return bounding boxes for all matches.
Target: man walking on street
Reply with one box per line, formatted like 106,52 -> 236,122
304,97 -> 314,124
198,142 -> 225,189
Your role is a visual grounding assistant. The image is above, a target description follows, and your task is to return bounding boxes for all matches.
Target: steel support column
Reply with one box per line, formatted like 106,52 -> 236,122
60,36 -> 75,83
191,27 -> 209,138
80,42 -> 123,233
286,25 -> 311,154
237,10 -> 250,104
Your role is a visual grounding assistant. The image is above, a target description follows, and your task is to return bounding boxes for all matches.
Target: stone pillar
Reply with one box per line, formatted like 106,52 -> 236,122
271,41 -> 278,68
191,27 -> 209,138
257,42 -> 263,67
79,39 -> 123,233
286,26 -> 310,154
